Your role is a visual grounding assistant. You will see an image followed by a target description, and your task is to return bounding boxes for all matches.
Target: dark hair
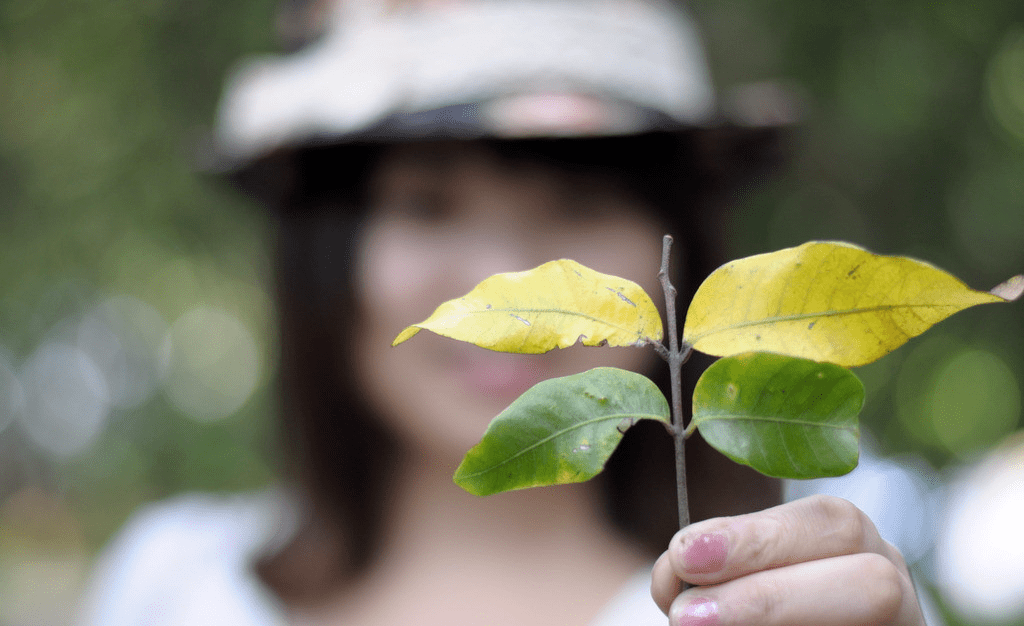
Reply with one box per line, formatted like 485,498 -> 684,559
245,130 -> 787,605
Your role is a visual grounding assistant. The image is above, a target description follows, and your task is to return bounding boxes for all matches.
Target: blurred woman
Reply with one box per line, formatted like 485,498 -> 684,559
80,1 -> 926,625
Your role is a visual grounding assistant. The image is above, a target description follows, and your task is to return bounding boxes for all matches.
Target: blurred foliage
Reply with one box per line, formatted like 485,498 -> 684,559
0,0 -> 280,551
0,0 -> 1022,623
693,0 -> 1024,467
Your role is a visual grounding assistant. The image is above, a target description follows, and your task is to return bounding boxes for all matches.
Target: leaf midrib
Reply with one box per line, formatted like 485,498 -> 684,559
686,302 -> 966,343
466,307 -> 649,336
692,412 -> 858,432
458,411 -> 667,479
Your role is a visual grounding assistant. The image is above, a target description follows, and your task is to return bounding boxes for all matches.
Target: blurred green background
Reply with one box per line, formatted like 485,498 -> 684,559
0,1 -> 1022,624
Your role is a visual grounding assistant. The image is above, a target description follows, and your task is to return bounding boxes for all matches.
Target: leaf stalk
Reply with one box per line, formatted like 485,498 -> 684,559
652,341 -> 671,363
683,417 -> 699,440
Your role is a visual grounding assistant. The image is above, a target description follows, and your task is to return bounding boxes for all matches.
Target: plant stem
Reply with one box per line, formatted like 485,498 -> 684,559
658,234 -> 690,531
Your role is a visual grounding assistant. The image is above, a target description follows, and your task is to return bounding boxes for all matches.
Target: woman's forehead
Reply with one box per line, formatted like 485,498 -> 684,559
371,140 -> 606,184
376,141 -> 489,165
370,142 -> 569,194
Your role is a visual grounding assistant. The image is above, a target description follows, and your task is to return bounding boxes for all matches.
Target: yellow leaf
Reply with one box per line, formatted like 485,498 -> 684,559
683,241 -> 1021,367
393,259 -> 663,354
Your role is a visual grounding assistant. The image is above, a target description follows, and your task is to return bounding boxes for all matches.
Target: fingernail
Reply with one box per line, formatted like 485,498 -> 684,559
673,597 -> 719,626
683,533 -> 728,574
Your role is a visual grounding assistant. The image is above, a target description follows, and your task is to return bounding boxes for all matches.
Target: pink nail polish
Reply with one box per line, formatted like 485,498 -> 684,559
683,533 -> 728,574
674,597 -> 719,626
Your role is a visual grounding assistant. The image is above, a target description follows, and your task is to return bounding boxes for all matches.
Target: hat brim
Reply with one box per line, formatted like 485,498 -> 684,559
221,113 -> 793,212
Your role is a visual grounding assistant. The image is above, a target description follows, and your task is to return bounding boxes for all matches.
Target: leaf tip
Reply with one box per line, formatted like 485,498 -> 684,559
452,463 -> 491,496
991,274 -> 1024,302
392,326 -> 420,347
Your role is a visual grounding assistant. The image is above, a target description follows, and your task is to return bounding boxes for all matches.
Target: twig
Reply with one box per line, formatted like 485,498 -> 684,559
658,235 -> 690,531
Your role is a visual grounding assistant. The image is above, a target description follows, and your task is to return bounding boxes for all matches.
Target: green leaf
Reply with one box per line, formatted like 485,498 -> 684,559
454,367 -> 670,496
692,352 -> 863,479
683,241 -> 1022,367
393,259 -> 663,353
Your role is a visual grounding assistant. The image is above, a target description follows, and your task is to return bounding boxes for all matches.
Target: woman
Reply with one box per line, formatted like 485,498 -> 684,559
80,1 -> 926,624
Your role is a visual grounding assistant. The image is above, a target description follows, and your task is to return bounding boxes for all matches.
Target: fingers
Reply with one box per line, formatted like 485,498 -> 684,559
650,495 -> 926,625
651,551 -> 681,614
666,552 -> 922,626
666,495 -> 906,587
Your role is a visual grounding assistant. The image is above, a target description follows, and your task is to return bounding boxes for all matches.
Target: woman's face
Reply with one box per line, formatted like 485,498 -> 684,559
353,142 -> 667,462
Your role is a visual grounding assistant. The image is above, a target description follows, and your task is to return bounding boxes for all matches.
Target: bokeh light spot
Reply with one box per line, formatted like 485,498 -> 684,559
986,28 -> 1024,143
76,296 -> 167,410
897,337 -> 1022,458
937,434 -> 1024,622
19,343 -> 110,458
927,349 -> 1020,458
160,306 -> 260,422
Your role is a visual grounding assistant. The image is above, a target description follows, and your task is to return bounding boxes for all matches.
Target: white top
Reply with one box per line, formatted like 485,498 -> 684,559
77,491 -> 667,625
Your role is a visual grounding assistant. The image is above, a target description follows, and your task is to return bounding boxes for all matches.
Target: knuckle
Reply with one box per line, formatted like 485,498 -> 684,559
810,494 -> 874,549
746,513 -> 785,568
858,553 -> 906,621
810,493 -> 859,522
744,576 -> 786,623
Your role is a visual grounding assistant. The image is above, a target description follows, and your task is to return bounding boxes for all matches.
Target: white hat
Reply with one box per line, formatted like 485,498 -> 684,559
215,0 -> 723,165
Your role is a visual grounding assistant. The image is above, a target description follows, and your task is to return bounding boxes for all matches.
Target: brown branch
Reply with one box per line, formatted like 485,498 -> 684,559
658,234 -> 690,531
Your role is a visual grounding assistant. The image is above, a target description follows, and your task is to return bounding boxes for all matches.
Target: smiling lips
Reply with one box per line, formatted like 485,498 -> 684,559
446,347 -> 552,399
463,355 -> 548,398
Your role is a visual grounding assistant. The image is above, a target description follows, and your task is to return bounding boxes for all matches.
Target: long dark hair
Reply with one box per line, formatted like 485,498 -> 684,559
240,129 -> 787,605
